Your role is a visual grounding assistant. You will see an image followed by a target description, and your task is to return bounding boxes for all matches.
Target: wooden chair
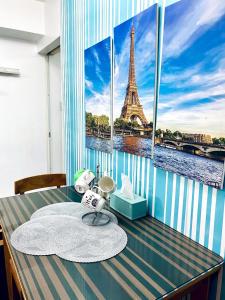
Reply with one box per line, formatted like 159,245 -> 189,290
14,174 -> 66,195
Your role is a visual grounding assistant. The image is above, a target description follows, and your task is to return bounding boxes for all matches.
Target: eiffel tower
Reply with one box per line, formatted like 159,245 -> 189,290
120,25 -> 148,126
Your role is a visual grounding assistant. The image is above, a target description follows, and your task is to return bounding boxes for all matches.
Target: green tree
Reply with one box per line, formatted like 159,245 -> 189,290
173,130 -> 182,139
164,129 -> 173,139
128,121 -> 140,129
114,118 -> 128,129
114,118 -> 140,130
86,112 -> 94,128
213,138 -> 220,145
155,129 -> 164,137
213,137 -> 225,145
86,113 -> 110,132
98,115 -> 109,128
219,138 -> 225,145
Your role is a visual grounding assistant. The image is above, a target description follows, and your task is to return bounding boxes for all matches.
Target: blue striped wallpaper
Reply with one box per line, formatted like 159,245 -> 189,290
85,148 -> 225,258
62,0 -> 225,271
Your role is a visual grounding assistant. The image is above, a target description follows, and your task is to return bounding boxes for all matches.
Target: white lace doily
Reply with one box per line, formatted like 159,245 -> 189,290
11,216 -> 81,255
31,202 -> 118,224
56,221 -> 127,263
11,203 -> 127,262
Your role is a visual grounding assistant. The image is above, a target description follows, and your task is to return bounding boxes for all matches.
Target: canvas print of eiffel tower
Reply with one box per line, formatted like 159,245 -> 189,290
85,37 -> 112,153
154,0 -> 225,189
113,5 -> 157,157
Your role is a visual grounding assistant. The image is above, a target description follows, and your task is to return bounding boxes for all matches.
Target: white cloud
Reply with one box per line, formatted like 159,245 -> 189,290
158,97 -> 225,137
114,31 -> 130,90
161,64 -> 201,84
191,71 -> 225,86
158,84 -> 225,110
92,49 -> 100,65
197,0 -> 225,26
164,0 -> 225,59
135,30 -> 156,67
86,86 -> 111,120
85,79 -> 93,89
95,65 -> 104,83
162,43 -> 225,91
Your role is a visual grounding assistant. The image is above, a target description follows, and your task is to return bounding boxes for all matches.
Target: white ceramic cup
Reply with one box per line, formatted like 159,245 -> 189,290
98,176 -> 116,197
81,189 -> 106,212
75,178 -> 89,194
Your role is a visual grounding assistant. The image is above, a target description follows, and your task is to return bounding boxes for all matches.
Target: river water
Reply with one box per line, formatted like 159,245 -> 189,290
86,136 -> 224,187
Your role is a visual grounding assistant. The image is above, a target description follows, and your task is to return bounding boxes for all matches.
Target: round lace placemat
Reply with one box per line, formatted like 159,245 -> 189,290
11,209 -> 127,262
31,202 -> 118,224
56,221 -> 127,263
11,215 -> 82,255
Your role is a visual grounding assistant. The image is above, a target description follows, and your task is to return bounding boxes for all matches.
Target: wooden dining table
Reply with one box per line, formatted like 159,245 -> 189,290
0,186 -> 223,300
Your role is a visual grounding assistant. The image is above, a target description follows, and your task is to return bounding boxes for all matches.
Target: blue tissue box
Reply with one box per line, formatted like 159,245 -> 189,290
110,190 -> 147,220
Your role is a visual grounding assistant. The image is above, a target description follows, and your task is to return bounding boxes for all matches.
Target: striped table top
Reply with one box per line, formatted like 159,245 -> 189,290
0,186 -> 223,300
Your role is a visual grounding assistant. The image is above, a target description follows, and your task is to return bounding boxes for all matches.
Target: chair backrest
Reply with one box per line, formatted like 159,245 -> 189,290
14,174 -> 67,195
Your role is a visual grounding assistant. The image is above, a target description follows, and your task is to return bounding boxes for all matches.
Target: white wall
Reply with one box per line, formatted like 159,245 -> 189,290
0,0 -> 45,35
38,0 -> 61,52
45,0 -> 60,38
0,37 -> 48,197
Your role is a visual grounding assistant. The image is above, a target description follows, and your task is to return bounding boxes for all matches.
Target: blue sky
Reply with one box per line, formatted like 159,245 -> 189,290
158,0 -> 225,138
85,37 -> 111,119
114,5 -> 157,122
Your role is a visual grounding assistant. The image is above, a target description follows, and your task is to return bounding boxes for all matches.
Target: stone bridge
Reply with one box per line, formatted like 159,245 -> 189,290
160,139 -> 225,160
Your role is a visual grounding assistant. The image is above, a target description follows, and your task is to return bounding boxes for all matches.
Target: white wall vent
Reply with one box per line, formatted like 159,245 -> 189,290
0,67 -> 20,75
